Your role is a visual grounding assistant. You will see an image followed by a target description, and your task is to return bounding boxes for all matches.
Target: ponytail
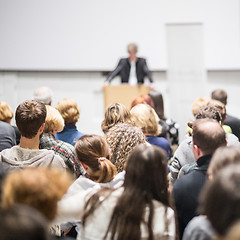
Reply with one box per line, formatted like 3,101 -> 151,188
96,157 -> 117,183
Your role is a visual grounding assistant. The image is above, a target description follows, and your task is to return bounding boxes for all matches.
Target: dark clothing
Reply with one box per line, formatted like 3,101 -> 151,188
146,135 -> 171,160
0,121 -> 16,152
55,125 -> 84,146
12,125 -> 21,145
172,154 -> 212,239
224,113 -> 240,141
106,58 -> 153,84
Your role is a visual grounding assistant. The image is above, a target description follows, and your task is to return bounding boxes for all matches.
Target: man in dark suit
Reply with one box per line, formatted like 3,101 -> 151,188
172,119 -> 226,239
106,43 -> 153,85
211,89 -> 240,140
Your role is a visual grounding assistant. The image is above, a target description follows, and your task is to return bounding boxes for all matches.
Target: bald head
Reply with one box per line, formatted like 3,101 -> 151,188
192,119 -> 226,155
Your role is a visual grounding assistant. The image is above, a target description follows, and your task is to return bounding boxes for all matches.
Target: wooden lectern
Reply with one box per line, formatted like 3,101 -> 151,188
104,85 -> 150,110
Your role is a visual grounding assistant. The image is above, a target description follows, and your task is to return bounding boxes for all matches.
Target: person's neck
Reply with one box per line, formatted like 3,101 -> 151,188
19,136 -> 40,150
129,56 -> 137,61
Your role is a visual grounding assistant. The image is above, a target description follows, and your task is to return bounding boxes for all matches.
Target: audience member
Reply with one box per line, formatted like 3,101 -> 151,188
183,146 -> 240,240
149,90 -> 179,147
105,123 -> 146,172
33,86 -> 53,105
199,164 -> 240,238
172,119 -> 226,238
0,101 -> 19,148
130,103 -> 170,159
0,205 -> 51,240
40,105 -> 83,178
211,89 -> 240,140
55,99 -> 84,146
2,168 -> 73,237
101,103 -> 133,134
0,100 -> 66,171
56,144 -> 176,240
170,103 -> 239,184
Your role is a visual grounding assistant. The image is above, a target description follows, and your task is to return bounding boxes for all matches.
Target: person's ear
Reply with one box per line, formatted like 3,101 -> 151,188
39,123 -> 45,134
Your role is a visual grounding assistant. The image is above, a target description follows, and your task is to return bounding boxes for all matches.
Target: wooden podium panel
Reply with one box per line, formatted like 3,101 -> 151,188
104,85 -> 150,110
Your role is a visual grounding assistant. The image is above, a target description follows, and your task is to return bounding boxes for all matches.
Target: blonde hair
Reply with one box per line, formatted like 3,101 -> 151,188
127,43 -> 138,53
75,135 -> 117,183
106,123 -> 146,173
192,97 -> 211,116
2,168 -> 73,221
44,105 -> 64,133
0,101 -> 14,122
56,99 -> 80,125
130,104 -> 161,136
101,103 -> 133,134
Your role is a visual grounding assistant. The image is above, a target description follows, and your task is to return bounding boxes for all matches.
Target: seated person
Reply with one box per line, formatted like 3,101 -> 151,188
101,103 -> 133,134
33,86 -> 53,105
55,99 -> 84,146
40,105 -> 84,178
0,100 -> 66,171
1,167 -> 73,238
105,123 -> 146,173
56,145 -> 176,240
130,104 -> 170,159
0,101 -> 18,149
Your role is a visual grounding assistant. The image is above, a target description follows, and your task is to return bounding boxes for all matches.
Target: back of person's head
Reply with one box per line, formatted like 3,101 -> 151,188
44,105 -> 64,134
211,89 -> 227,105
0,205 -> 50,240
0,101 -> 14,123
199,164 -> 240,237
210,99 -> 227,122
56,98 -> 79,125
124,144 -> 169,204
192,97 -> 211,116
149,90 -> 165,120
192,119 -> 226,155
127,42 -> 138,53
75,135 -> 117,183
33,86 -> 53,105
130,104 -> 161,136
15,100 -> 46,138
130,95 -> 155,109
195,104 -> 222,122
208,146 -> 240,178
105,123 -> 146,172
2,168 -> 72,221
99,144 -> 170,240
101,103 -> 132,134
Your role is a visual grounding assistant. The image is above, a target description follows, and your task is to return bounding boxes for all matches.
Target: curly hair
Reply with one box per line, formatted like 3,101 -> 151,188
105,123 -> 146,172
101,103 -> 133,134
2,168 -> 73,221
56,99 -> 80,125
0,101 -> 14,123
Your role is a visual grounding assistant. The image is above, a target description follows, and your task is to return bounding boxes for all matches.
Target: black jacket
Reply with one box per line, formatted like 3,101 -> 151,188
106,58 -> 153,84
172,154 -> 212,239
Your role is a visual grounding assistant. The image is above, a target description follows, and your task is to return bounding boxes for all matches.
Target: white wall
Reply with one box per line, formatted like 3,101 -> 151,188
1,70 -> 240,142
0,0 -> 239,70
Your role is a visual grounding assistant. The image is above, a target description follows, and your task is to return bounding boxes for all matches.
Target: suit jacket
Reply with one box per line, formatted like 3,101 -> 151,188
172,154 -> 211,239
106,58 -> 153,84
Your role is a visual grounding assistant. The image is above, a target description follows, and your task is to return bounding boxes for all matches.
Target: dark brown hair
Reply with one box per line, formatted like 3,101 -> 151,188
195,104 -> 222,122
15,100 -> 46,138
82,144 -> 171,240
199,164 -> 240,236
75,135 -> 117,183
192,119 -> 226,155
211,89 -> 227,105
149,90 -> 165,120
